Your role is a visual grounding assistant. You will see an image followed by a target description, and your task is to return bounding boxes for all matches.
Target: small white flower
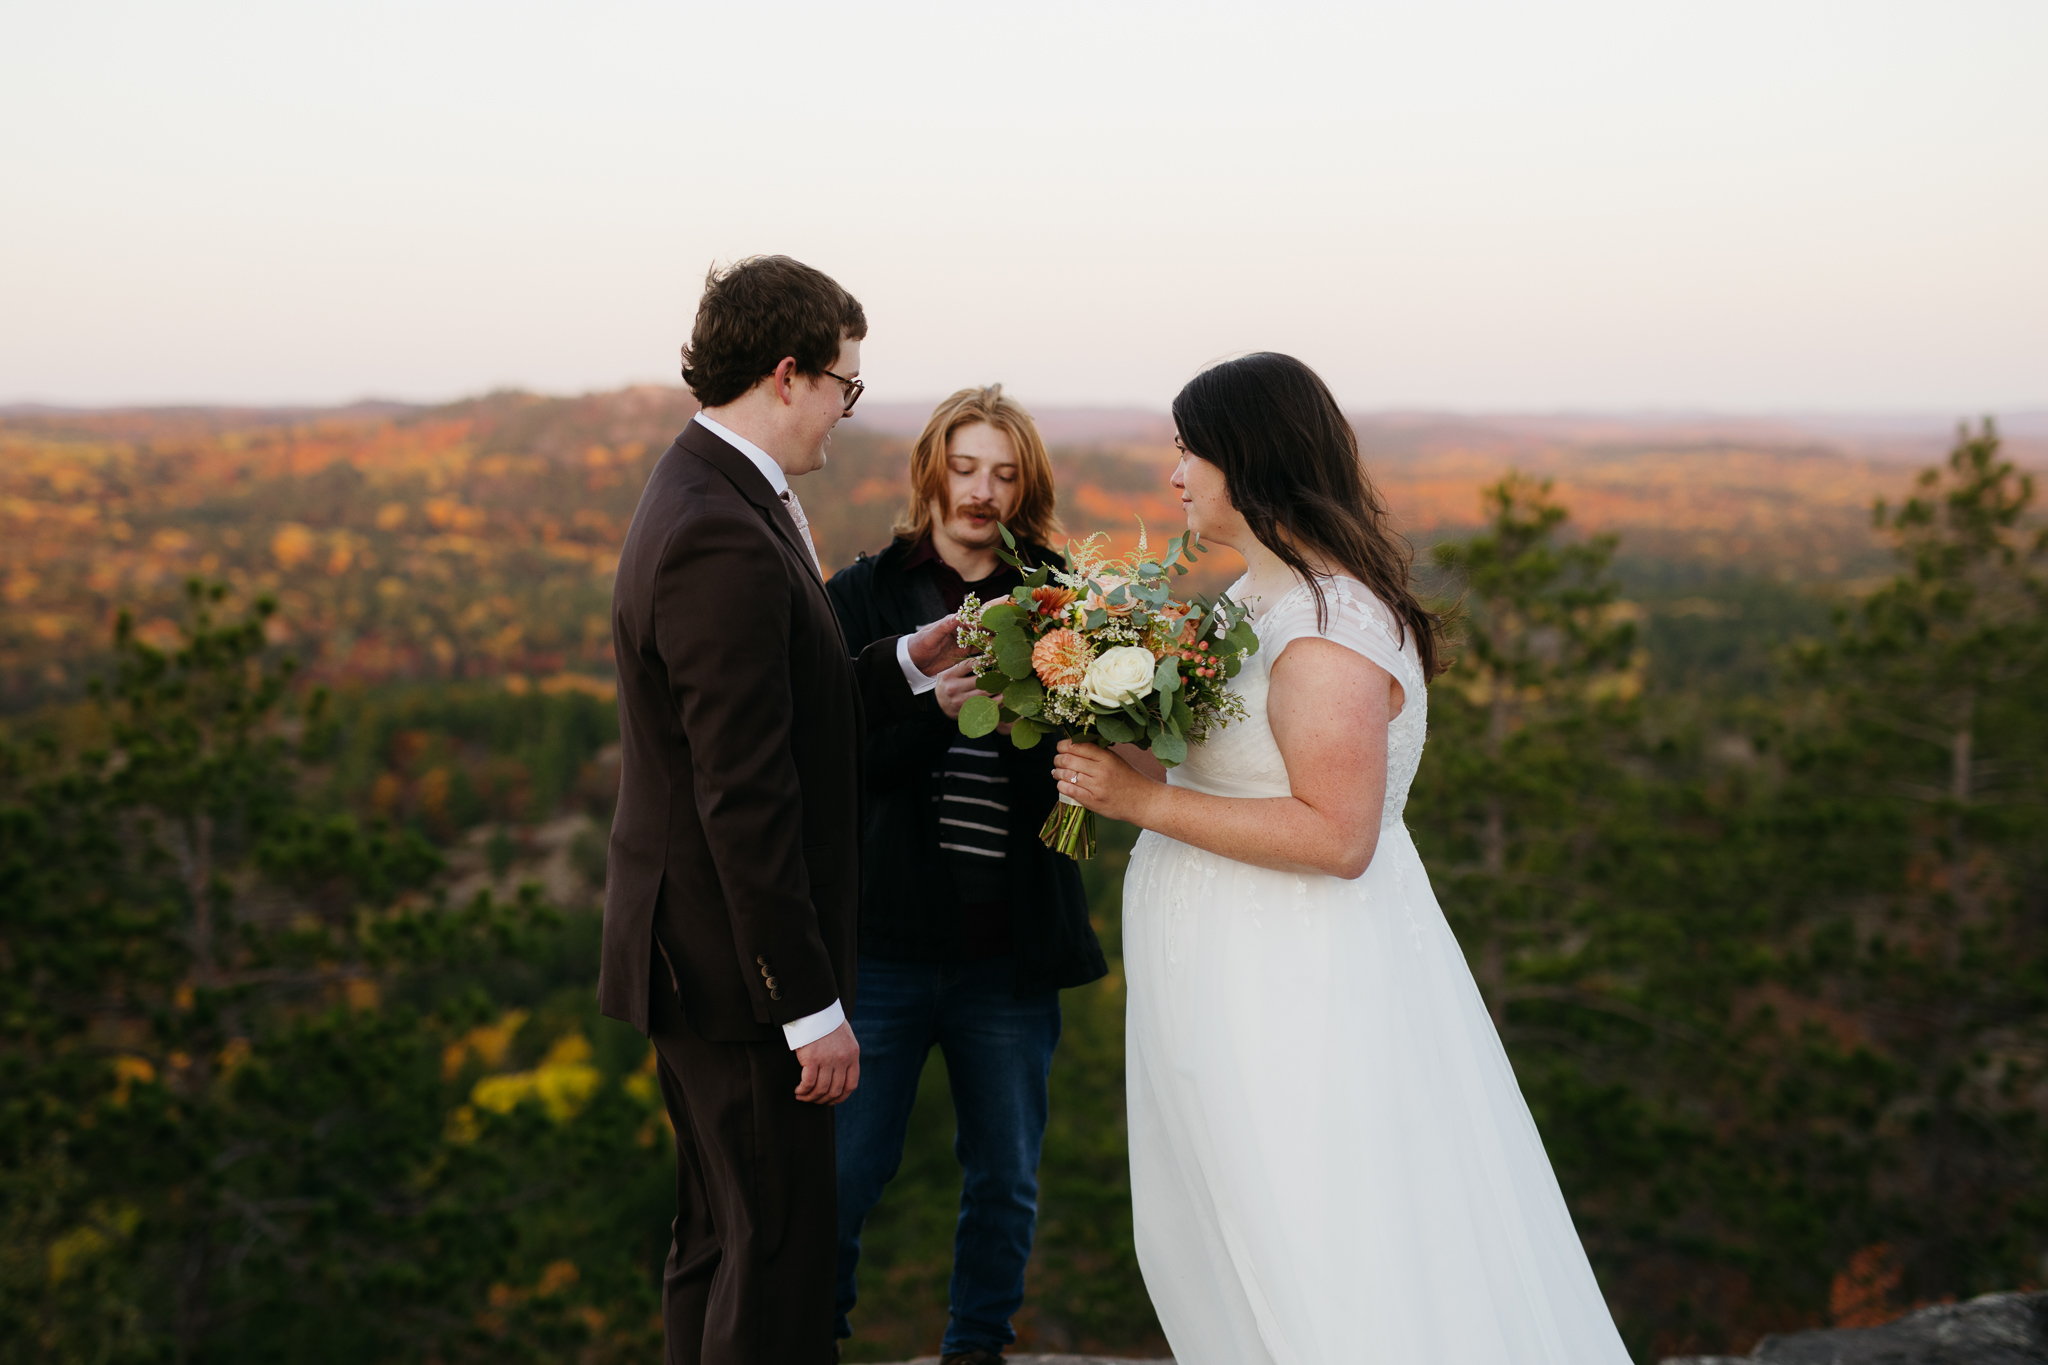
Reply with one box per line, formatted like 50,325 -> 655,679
1082,645 -> 1157,708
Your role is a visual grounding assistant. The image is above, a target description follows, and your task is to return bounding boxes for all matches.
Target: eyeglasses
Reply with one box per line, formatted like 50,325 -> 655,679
822,368 -> 865,415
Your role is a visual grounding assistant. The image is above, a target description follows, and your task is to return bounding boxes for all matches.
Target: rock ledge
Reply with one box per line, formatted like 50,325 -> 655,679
1662,1290 -> 2048,1364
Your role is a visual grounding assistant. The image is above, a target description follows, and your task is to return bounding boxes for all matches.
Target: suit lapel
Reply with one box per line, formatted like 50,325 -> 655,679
680,422 -> 826,591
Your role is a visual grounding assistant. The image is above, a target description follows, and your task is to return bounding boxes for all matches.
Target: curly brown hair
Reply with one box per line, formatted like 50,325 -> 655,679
679,256 -> 868,408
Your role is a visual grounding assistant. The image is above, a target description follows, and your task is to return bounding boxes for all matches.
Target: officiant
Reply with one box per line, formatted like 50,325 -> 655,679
824,384 -> 1106,1365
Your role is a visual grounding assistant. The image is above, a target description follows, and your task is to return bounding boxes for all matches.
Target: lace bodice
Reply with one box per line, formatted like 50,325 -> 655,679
1170,575 -> 1427,829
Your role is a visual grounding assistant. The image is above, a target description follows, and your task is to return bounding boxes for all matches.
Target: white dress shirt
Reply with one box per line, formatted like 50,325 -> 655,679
691,413 -> 946,1049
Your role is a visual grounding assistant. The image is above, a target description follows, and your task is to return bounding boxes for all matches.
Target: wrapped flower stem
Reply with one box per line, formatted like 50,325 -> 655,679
1039,790 -> 1097,861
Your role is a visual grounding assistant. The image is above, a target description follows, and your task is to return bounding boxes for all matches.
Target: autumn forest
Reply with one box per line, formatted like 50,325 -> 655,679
3,390 -> 2045,1364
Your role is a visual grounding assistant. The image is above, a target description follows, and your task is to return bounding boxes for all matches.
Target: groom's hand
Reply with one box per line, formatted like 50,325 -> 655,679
906,615 -> 974,678
793,1020 -> 860,1105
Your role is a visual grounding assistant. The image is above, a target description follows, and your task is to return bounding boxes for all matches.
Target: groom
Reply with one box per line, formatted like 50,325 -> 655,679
601,255 -> 968,1365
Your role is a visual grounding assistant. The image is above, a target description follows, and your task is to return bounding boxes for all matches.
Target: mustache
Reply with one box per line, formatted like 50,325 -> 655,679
955,502 -> 1002,520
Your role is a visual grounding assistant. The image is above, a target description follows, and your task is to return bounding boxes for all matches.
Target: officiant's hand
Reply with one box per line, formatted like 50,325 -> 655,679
907,615 -> 975,677
794,1020 -> 860,1105
1054,739 -> 1163,826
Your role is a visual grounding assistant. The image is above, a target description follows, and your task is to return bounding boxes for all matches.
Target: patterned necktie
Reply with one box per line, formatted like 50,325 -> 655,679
778,489 -> 824,578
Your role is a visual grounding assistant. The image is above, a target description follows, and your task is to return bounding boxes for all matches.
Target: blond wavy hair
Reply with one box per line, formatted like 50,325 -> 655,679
893,384 -> 1062,548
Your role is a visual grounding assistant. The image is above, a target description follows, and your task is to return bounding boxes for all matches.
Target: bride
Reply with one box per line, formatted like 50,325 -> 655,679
1051,354 -> 1632,1365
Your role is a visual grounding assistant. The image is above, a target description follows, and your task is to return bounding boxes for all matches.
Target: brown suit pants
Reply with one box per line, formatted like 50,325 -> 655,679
649,975 -> 837,1365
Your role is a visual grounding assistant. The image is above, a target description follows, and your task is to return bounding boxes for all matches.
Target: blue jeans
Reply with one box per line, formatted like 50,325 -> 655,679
834,954 -> 1062,1356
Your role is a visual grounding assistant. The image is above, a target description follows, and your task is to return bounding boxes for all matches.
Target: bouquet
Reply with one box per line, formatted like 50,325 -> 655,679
953,521 -> 1260,859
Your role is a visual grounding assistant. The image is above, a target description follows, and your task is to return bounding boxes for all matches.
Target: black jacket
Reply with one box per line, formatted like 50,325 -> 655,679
826,536 -> 1107,996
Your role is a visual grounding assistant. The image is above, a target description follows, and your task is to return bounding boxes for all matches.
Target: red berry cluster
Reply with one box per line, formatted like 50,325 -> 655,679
1158,636 -> 1219,679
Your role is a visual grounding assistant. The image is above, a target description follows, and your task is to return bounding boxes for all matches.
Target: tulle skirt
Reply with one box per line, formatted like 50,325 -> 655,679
1121,823 -> 1633,1365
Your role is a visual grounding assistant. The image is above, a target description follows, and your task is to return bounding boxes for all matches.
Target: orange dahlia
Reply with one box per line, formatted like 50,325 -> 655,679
1031,628 -> 1092,687
1030,585 -> 1078,616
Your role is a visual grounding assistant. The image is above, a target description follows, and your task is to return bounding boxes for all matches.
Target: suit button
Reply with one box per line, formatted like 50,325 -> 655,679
769,989 -> 783,1001
755,955 -> 768,966
765,976 -> 779,989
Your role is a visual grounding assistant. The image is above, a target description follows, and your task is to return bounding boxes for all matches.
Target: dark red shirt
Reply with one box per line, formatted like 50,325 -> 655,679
900,533 -> 1022,615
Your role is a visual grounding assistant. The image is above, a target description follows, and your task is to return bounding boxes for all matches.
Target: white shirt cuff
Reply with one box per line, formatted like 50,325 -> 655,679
896,631 -> 941,695
782,998 -> 846,1051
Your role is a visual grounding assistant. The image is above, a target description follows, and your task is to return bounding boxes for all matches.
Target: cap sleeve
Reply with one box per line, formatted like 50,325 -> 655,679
1259,577 -> 1420,685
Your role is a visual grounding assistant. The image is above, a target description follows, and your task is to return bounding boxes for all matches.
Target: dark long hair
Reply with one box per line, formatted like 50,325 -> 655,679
1171,352 -> 1446,681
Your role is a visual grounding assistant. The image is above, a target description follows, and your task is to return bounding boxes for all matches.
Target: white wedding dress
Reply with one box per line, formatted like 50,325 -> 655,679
1122,575 -> 1632,1365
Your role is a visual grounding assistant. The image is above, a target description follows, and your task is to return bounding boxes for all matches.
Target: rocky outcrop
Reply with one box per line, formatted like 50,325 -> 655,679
1662,1291 -> 2048,1364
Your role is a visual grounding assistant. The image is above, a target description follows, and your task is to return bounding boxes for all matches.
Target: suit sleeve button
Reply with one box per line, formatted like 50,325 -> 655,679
769,989 -> 783,1001
765,976 -> 779,989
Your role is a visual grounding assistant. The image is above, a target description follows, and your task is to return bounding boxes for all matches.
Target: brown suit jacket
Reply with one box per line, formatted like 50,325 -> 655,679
600,419 -> 919,1040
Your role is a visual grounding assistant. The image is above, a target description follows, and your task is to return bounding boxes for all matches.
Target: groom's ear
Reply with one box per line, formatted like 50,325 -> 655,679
770,357 -> 799,405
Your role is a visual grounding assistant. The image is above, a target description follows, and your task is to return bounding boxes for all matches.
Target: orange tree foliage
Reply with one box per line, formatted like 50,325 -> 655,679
0,392 -> 698,709
1,390 -> 1907,715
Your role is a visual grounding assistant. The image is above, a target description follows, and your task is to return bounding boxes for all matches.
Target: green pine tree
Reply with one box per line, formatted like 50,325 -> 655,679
0,584 -> 662,1364
1783,419 -> 2048,1299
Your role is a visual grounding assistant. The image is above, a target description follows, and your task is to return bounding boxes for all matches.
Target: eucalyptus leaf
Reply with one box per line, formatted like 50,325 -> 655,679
1023,565 -> 1051,588
1009,716 -> 1044,749
982,600 -> 1026,628
998,522 -> 1016,550
1153,656 -> 1181,693
1095,711 -> 1138,744
995,634 -> 1035,679
1085,607 -> 1109,630
1150,727 -> 1188,766
959,694 -> 1001,738
1002,678 -> 1045,716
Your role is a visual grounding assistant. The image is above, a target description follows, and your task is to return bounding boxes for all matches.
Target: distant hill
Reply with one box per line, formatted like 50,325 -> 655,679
4,386 -> 2024,713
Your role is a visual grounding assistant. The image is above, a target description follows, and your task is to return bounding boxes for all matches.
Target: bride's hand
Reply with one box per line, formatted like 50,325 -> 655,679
1053,739 -> 1164,825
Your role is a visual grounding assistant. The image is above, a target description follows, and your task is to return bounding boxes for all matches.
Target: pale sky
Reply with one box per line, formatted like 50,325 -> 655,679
3,0 -> 2043,411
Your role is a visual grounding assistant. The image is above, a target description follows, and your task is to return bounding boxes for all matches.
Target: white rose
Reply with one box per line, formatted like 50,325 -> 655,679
1082,645 -> 1157,708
